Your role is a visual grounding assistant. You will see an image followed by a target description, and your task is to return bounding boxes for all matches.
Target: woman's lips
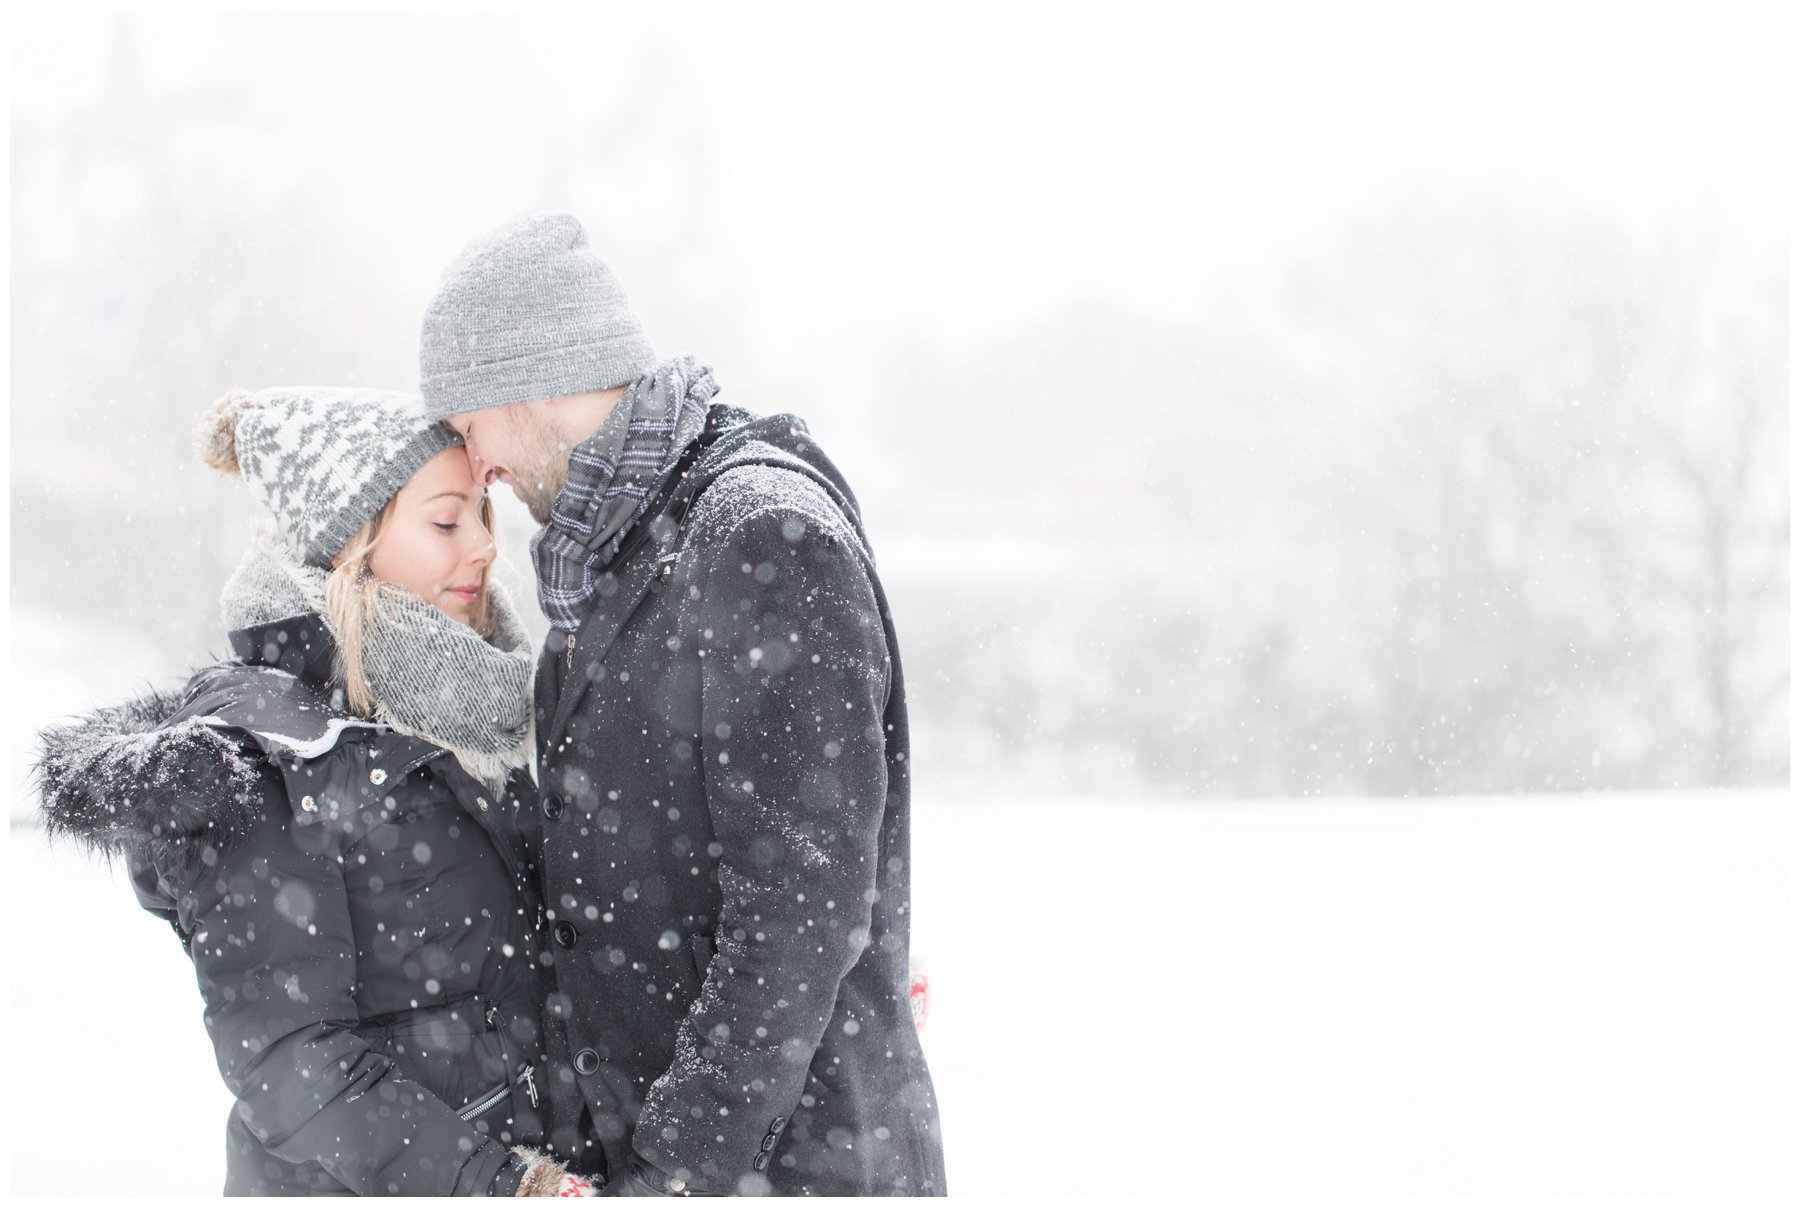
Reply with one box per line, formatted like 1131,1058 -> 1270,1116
445,586 -> 479,604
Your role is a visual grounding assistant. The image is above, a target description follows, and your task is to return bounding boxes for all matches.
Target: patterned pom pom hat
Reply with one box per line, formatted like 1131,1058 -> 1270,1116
196,387 -> 461,567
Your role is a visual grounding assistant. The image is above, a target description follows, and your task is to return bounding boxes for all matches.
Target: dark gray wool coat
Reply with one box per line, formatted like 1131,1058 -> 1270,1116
35,615 -> 554,1196
534,405 -> 946,1196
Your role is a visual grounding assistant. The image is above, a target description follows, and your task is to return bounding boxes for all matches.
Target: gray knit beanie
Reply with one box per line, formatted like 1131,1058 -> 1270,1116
196,386 -> 461,567
419,211 -> 657,420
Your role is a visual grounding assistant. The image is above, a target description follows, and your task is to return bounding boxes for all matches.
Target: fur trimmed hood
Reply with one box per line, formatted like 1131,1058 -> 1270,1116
34,680 -> 266,856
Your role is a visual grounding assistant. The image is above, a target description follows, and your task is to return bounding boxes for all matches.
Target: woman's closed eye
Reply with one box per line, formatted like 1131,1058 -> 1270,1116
434,521 -> 460,532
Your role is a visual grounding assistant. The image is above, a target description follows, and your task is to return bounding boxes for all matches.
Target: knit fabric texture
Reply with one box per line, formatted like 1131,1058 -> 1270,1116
419,211 -> 657,420
220,525 -> 535,792
227,387 -> 460,567
531,356 -> 717,631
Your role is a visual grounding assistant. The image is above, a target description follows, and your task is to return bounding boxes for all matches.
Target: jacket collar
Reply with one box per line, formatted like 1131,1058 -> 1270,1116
228,612 -> 339,694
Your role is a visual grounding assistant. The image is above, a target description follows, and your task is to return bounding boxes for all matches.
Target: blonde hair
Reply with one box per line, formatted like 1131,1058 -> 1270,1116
323,493 -> 498,717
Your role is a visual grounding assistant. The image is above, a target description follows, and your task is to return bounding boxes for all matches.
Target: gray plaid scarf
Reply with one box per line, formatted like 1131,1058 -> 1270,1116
531,355 -> 716,631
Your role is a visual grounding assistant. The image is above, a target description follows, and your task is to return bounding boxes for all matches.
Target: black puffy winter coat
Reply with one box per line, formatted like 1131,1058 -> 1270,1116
37,614 -> 554,1196
533,406 -> 946,1195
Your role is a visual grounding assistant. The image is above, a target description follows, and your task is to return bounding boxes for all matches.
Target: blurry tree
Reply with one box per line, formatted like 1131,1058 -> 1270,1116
1595,255 -> 1788,785
883,206 -> 1786,801
1289,207 -> 1787,793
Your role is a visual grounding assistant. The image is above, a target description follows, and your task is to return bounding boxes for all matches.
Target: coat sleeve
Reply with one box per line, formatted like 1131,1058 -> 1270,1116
174,763 -> 517,1196
630,501 -> 893,1192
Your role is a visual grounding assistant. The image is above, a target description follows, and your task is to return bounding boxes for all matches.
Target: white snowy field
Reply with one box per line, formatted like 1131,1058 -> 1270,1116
8,788 -> 1789,1197
7,605 -> 1792,1196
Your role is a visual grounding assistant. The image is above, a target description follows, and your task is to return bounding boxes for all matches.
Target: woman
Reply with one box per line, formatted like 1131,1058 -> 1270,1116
35,387 -> 593,1196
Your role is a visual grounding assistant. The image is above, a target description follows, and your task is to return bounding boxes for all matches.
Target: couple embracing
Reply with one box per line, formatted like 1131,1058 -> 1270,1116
36,213 -> 946,1197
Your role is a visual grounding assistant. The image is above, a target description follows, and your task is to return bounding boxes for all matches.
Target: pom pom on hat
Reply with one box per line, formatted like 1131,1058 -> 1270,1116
195,389 -> 256,476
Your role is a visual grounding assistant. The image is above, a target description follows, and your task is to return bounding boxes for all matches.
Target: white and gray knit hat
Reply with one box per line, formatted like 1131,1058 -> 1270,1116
196,386 -> 462,567
418,211 -> 657,420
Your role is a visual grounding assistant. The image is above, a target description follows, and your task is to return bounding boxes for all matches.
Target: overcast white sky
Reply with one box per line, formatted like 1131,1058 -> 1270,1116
12,3 -> 1786,359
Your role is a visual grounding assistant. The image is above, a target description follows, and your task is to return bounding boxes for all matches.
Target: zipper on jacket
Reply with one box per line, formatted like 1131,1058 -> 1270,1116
456,1061 -> 539,1122
457,1077 -> 512,1122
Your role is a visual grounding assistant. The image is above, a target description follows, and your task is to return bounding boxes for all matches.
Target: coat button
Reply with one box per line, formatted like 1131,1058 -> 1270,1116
759,1134 -> 777,1152
770,1115 -> 787,1132
752,1153 -> 770,1172
299,795 -> 317,812
541,794 -> 564,821
573,1048 -> 600,1075
553,921 -> 578,949
369,768 -> 387,785
476,797 -> 489,811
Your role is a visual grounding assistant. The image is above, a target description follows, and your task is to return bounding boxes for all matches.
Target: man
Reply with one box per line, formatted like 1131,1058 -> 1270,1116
418,212 -> 945,1196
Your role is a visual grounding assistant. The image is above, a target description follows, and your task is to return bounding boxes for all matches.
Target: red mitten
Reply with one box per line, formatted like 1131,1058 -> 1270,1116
909,955 -> 930,1032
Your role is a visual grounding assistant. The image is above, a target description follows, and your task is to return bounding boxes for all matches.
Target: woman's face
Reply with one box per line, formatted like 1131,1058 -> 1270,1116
367,446 -> 495,626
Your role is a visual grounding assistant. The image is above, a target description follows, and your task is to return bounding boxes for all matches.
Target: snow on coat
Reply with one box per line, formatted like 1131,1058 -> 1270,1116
532,405 -> 947,1196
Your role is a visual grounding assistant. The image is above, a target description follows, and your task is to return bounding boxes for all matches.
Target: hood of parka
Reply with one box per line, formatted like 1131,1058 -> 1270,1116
33,680 -> 267,857
33,613 -> 380,858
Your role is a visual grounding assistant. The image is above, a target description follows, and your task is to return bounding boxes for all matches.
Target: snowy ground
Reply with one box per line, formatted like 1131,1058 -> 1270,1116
10,791 -> 1789,1197
8,608 -> 1792,1196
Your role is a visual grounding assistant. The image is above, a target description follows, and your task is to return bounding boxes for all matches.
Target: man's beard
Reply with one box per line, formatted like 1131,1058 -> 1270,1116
508,410 -> 571,525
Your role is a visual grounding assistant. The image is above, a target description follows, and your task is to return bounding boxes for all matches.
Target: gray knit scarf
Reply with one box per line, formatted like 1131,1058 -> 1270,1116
531,355 -> 716,631
220,525 -> 535,793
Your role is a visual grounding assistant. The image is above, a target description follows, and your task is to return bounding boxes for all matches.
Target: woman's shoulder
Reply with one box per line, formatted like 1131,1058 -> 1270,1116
33,654 -> 386,854
34,666 -> 277,857
185,659 -> 372,760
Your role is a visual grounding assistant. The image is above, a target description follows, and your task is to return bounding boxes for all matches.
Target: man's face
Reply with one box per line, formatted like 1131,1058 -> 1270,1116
447,400 -> 569,525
